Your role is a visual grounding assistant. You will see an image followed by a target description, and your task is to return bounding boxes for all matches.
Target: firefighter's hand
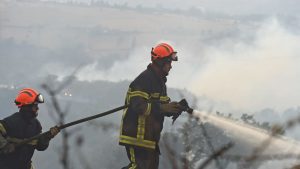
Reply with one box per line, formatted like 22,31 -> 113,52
160,102 -> 182,114
2,143 -> 15,154
49,126 -> 60,138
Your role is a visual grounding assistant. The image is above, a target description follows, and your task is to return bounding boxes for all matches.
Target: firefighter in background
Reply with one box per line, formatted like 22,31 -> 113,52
120,42 -> 183,169
0,88 -> 60,169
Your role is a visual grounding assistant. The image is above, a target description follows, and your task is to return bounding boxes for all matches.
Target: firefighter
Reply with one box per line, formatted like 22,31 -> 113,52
119,42 -> 183,169
0,88 -> 60,169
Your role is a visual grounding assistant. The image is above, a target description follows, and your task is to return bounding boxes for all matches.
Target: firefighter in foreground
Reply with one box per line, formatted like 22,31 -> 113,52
0,88 -> 60,169
119,42 -> 183,169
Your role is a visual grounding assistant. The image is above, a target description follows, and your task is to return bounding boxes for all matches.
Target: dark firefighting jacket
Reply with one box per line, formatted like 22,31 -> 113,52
0,112 -> 50,169
119,64 -> 171,150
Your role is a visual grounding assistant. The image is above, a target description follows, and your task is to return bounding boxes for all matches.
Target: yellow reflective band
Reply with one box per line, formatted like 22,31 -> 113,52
119,135 -> 156,149
145,103 -> 151,115
129,147 -> 137,169
126,91 -> 130,105
137,115 -> 145,140
119,108 -> 128,137
130,147 -> 136,162
160,96 -> 170,102
127,87 -> 150,100
7,137 -> 38,146
129,163 -> 137,169
128,91 -> 149,100
136,103 -> 151,140
150,93 -> 160,99
0,123 -> 7,135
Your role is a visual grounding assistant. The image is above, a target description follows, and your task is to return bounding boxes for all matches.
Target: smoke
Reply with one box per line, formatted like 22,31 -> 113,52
76,40 -> 178,82
189,18 -> 300,112
76,18 -> 300,113
2,0 -> 299,113
76,45 -> 149,82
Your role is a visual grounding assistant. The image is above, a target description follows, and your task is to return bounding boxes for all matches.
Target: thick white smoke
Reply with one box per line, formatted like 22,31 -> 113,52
188,18 -> 300,112
77,18 -> 300,112
77,40 -> 179,82
77,45 -> 150,82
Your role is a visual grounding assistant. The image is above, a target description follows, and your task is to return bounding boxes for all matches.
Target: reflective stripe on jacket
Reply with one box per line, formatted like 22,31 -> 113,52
119,64 -> 170,150
0,112 -> 48,169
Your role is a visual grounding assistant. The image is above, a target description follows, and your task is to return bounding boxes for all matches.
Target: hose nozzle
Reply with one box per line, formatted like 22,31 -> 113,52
178,99 -> 193,114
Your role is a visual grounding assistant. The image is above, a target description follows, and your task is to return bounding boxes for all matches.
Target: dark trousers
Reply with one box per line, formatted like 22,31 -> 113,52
122,146 -> 159,169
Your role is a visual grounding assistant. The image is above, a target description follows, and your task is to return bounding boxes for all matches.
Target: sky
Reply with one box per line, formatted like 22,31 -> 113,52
42,0 -> 300,15
1,0 -> 300,113
75,17 -> 300,112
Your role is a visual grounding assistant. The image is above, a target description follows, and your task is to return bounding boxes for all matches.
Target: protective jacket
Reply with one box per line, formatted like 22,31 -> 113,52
119,64 -> 171,150
0,112 -> 49,169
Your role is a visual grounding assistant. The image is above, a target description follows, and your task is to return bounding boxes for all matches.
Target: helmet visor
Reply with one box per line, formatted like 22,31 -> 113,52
35,94 -> 44,103
171,52 -> 178,61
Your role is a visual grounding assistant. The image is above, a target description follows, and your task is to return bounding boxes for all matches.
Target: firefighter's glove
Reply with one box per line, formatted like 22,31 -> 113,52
41,126 -> 60,142
49,126 -> 60,138
160,102 -> 183,116
2,143 -> 15,154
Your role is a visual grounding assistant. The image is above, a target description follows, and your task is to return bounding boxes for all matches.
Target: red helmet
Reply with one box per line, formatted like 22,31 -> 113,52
151,43 -> 178,61
14,88 -> 44,108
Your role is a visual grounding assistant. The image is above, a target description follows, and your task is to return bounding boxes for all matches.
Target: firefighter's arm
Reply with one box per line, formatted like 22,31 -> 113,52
127,77 -> 152,115
0,122 -> 7,148
130,92 -> 148,114
35,134 -> 49,151
0,134 -> 7,149
36,126 -> 60,151
128,88 -> 182,116
0,122 -> 15,153
160,102 -> 182,116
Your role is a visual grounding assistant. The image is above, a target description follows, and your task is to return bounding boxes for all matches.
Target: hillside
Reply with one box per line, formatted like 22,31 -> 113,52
0,1 -> 241,49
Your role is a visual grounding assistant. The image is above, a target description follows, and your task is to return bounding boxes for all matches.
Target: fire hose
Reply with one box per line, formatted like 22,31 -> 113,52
1,99 -> 193,150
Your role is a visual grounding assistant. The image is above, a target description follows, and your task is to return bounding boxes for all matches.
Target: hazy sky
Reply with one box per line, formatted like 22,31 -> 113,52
75,17 -> 300,112
43,0 -> 300,15
1,0 -> 300,113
